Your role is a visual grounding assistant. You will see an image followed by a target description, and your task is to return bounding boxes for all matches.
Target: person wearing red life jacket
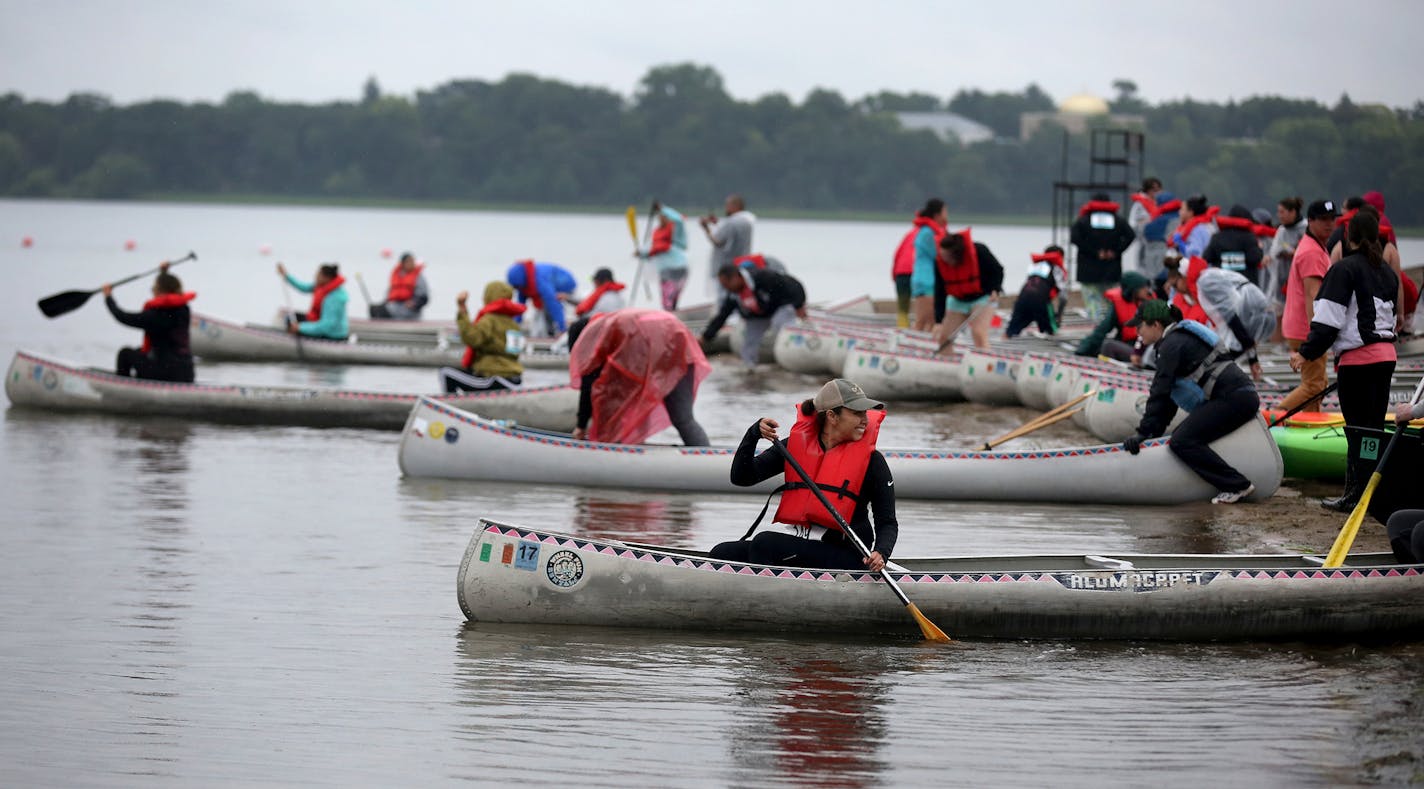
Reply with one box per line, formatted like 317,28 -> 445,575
1203,204 -> 1265,288
1070,192 -> 1137,323
933,229 -> 1003,350
1006,245 -> 1068,338
1170,194 -> 1218,259
101,262 -> 196,382
277,261 -> 349,340
709,378 -> 897,572
702,263 -> 808,370
1074,270 -> 1155,362
893,198 -> 947,330
438,280 -> 526,394
567,308 -> 710,446
570,267 -> 627,319
369,252 -> 429,319
1127,177 -> 1164,274
634,202 -> 690,311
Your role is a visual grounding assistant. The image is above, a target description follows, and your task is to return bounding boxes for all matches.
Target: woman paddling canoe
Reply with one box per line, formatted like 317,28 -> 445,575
709,378 -> 898,572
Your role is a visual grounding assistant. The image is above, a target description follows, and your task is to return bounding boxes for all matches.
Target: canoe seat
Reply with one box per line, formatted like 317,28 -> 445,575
1301,555 -> 1326,566
1084,555 -> 1135,571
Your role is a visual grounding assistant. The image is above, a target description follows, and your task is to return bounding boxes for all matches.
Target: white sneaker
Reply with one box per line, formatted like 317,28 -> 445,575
1211,484 -> 1256,504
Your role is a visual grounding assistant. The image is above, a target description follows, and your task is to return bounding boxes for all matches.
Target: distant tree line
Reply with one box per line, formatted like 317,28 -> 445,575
2,63 -> 1422,226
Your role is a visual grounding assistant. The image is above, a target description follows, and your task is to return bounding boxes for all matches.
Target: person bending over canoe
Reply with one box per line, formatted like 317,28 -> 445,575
438,281 -> 526,393
1121,299 -> 1261,504
568,308 -> 711,446
709,379 -> 897,571
701,262 -> 808,370
506,260 -> 578,337
102,262 -> 196,383
277,262 -> 349,340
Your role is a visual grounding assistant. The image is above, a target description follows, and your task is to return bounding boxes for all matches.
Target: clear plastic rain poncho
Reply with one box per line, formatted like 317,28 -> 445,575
569,308 -> 712,444
1195,268 -> 1274,353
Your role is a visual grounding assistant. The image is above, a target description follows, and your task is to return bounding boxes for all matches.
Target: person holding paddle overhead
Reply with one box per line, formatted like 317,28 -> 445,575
709,379 -> 897,572
277,262 -> 349,340
634,201 -> 690,311
102,262 -> 195,383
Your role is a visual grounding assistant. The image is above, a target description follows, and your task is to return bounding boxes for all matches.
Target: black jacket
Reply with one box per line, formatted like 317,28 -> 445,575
1299,252 -> 1398,361
1070,211 -> 1136,285
1137,326 -> 1252,438
1203,228 -> 1265,287
730,421 -> 898,558
106,296 -> 195,382
703,269 -> 807,340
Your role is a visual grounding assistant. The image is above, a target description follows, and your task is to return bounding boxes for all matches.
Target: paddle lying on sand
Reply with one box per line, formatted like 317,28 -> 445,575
38,251 -> 197,318
1322,376 -> 1424,568
773,439 -> 952,643
980,389 -> 1097,451
1267,382 -> 1341,427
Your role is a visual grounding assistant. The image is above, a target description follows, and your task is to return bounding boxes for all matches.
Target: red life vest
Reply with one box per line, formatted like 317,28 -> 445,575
1338,209 -> 1398,246
575,281 -> 626,317
1129,193 -> 1156,216
1030,250 -> 1065,299
1156,198 -> 1182,215
1171,206 -> 1220,251
1215,215 -> 1275,239
387,263 -> 424,303
1078,200 -> 1122,217
647,224 -> 673,257
774,407 -> 885,531
735,254 -> 769,269
140,291 -> 197,352
517,260 -> 542,309
460,298 -> 527,369
306,275 -> 346,322
1170,256 -> 1210,324
892,216 -> 946,278
937,229 -> 981,299
1105,287 -> 1140,342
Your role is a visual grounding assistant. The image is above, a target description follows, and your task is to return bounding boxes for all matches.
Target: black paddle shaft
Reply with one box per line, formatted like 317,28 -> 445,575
1268,381 -> 1340,427
37,251 -> 196,318
772,439 -> 912,607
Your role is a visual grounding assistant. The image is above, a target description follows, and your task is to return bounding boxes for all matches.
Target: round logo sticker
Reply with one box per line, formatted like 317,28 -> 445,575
428,421 -> 446,439
883,358 -> 900,375
444,426 -> 460,445
546,550 -> 585,588
806,336 -> 822,351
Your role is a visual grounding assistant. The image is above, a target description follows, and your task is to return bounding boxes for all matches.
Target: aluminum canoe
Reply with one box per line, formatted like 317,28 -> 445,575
5,350 -> 576,431
399,397 -> 1282,504
458,518 -> 1424,641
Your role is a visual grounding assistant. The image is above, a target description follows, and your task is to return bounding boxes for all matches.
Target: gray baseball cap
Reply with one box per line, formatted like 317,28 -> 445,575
813,379 -> 885,412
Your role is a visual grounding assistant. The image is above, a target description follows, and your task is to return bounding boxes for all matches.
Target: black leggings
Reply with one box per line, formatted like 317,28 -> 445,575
1337,361 -> 1396,470
1168,386 -> 1261,493
709,532 -> 865,570
1387,510 -> 1424,564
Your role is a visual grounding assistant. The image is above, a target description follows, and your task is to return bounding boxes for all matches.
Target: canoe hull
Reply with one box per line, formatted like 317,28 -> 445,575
458,520 -> 1424,641
400,398 -> 1282,504
5,350 -> 577,431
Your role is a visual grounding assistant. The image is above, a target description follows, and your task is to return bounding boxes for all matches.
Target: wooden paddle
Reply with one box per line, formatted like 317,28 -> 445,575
625,204 -> 655,305
773,439 -> 952,643
1322,377 -> 1424,568
980,389 -> 1097,450
1267,382 -> 1340,427
38,251 -> 196,318
277,264 -> 307,361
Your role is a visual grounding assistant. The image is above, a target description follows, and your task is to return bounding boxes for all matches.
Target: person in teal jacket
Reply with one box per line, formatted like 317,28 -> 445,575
277,262 -> 350,340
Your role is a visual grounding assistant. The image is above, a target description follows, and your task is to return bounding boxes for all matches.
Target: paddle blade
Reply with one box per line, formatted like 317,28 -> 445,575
37,289 -> 95,318
625,205 -> 638,242
906,602 -> 952,642
1322,473 -> 1383,568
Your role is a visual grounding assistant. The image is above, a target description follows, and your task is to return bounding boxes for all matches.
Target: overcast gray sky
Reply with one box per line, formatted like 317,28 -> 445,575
4,0 -> 1422,109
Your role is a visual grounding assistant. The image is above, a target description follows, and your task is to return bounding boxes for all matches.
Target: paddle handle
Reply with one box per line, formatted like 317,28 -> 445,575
107,251 -> 196,290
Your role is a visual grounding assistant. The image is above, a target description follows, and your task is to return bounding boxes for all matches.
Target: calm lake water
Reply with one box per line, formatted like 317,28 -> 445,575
1,199 -> 1420,785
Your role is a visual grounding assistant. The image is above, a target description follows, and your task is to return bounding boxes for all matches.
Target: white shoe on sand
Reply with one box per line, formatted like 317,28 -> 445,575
1211,484 -> 1256,504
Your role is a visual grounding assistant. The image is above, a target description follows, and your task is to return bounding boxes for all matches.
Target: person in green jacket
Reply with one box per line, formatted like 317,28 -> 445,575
439,281 -> 527,393
1073,270 -> 1155,362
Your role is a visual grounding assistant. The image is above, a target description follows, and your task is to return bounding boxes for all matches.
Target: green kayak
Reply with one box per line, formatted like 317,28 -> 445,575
1271,425 -> 1347,481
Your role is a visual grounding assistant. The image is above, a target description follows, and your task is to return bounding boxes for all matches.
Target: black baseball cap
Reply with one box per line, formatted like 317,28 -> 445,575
1307,199 -> 1341,220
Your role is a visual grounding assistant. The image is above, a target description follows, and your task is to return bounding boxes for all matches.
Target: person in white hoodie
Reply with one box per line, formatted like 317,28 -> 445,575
1265,197 -> 1306,343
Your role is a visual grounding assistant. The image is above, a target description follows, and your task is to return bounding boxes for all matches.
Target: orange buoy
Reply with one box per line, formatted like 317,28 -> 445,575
259,244 -> 273,255
21,236 -> 33,248
124,239 -> 137,251
380,248 -> 393,259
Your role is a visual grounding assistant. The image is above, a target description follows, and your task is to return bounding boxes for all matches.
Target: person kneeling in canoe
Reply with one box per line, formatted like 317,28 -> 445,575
277,262 -> 349,340
102,262 -> 196,383
1121,299 -> 1261,504
709,379 -> 897,571
438,281 -> 526,393
568,308 -> 711,446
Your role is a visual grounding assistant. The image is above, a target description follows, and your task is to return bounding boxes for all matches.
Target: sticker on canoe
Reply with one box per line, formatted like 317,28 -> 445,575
1361,436 -> 1380,460
514,540 -> 540,571
1054,571 -> 1219,592
883,358 -> 900,375
444,426 -> 460,445
479,543 -> 493,562
545,550 -> 585,588
428,421 -> 446,440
